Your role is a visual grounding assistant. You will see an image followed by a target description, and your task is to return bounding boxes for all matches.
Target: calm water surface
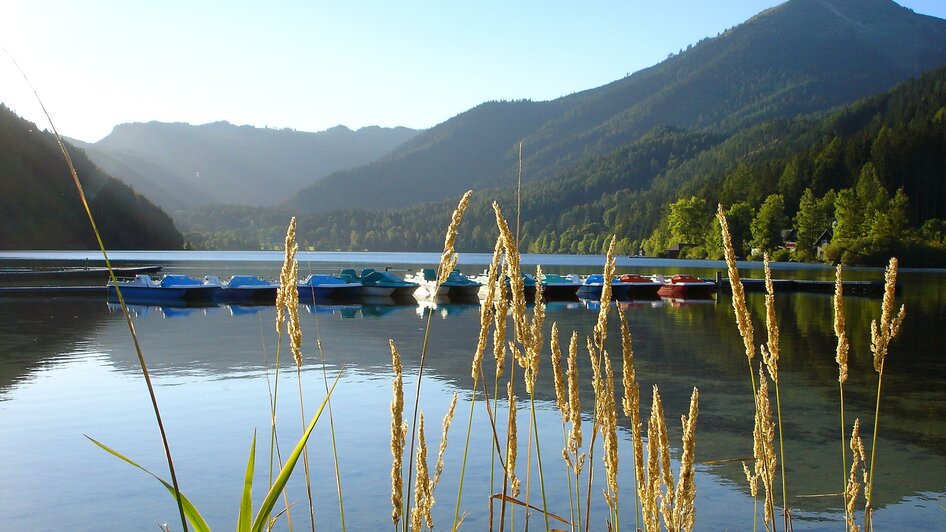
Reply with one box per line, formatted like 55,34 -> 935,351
0,252 -> 944,531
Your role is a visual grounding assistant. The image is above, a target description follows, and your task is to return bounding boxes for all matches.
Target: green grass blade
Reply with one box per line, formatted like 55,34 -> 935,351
85,435 -> 212,532
251,371 -> 343,532
238,431 -> 257,532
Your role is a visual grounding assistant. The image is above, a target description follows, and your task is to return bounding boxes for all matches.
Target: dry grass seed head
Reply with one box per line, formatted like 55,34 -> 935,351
845,418 -> 865,532
524,270 -> 546,394
602,357 -> 620,511
565,331 -> 583,468
871,257 -> 906,372
756,365 -> 778,527
492,202 -> 528,344
594,236 -> 617,351
275,217 -> 298,333
673,387 -> 700,532
717,205 -> 756,363
653,388 -> 675,530
550,322 -> 568,418
411,413 -> 432,530
493,277 -> 509,378
471,236 -> 504,380
437,190 -> 473,286
643,386 -> 664,532
834,264 -> 850,384
389,340 -> 406,524
619,308 -> 639,420
431,392 -> 458,494
762,255 -> 780,382
506,381 -> 520,497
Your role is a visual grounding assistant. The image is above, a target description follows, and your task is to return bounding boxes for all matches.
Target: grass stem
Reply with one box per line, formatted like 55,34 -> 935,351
7,52 -> 191,531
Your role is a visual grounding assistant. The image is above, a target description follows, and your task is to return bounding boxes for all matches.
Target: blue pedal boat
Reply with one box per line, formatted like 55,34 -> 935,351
575,274 -> 631,300
297,274 -> 362,301
108,274 -> 220,304
339,268 -> 419,297
207,275 -> 279,303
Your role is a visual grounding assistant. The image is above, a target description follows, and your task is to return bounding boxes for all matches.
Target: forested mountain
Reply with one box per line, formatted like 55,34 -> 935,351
286,0 -> 946,214
179,63 -> 946,265
75,121 -> 418,210
0,105 -> 183,250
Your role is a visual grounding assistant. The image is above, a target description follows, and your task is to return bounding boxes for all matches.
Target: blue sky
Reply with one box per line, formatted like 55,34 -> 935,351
2,0 -> 944,142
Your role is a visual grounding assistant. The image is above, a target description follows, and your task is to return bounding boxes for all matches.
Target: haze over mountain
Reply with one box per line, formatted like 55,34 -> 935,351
75,121 -> 418,210
0,105 -> 183,250
286,0 -> 946,214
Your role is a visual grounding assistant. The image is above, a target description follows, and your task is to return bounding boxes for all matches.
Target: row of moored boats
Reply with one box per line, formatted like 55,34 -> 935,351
107,268 -> 717,304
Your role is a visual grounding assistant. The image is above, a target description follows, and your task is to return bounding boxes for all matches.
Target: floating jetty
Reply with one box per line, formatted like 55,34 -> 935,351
719,277 -> 889,296
0,265 -> 162,282
0,286 -> 107,298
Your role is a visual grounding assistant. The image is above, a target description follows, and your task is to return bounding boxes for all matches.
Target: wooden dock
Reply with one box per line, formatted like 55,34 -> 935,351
0,286 -> 108,298
719,278 -> 888,296
0,265 -> 161,282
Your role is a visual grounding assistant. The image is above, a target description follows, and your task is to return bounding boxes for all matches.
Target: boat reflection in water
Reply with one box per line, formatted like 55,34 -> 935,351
6,265 -> 946,531
415,294 -> 480,319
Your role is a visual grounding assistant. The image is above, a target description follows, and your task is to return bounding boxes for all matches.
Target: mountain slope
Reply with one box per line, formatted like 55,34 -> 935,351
80,121 -> 419,210
0,105 -> 183,250
287,0 -> 946,214
178,63 -> 946,264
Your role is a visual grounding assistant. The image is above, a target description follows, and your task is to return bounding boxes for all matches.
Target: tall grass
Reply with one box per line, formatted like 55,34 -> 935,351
718,204 -> 905,532
8,53 -> 190,531
34,67 -> 909,527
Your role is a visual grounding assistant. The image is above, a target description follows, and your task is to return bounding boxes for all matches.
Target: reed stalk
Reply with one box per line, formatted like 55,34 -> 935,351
452,236 -> 503,530
489,272 -> 510,522
833,265 -> 851,525
718,206 -> 774,529
550,323 -> 577,529
500,360 -> 519,531
845,419 -> 866,532
405,191 -> 473,532
761,256 -> 789,528
390,341 -> 407,529
297,259 -> 347,531
493,200 -> 551,530
601,357 -> 620,531
315,335 -> 346,530
583,236 -> 616,532
585,338 -> 601,532
864,258 -> 906,530
619,307 -> 643,532
10,54 -> 191,532
410,414 -> 431,532
716,206 -> 759,393
273,219 -> 300,529
286,246 -> 319,532
755,366 -> 778,532
565,330 -> 584,532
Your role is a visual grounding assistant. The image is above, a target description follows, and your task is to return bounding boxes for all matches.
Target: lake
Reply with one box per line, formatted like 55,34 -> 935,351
0,251 -> 943,531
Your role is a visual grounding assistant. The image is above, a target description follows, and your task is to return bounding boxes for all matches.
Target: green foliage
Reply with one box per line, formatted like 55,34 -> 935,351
751,194 -> 789,253
794,189 -> 835,261
88,373 -> 340,532
668,196 -> 710,245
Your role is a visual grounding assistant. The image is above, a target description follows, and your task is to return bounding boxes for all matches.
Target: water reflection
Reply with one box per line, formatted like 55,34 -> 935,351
1,272 -> 944,528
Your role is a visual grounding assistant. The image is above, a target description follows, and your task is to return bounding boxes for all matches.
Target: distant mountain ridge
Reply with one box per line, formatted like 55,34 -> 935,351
286,0 -> 946,214
76,121 -> 419,210
0,105 -> 183,250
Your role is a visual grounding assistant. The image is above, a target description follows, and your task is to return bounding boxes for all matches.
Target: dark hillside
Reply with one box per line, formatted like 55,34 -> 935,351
0,105 -> 183,249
